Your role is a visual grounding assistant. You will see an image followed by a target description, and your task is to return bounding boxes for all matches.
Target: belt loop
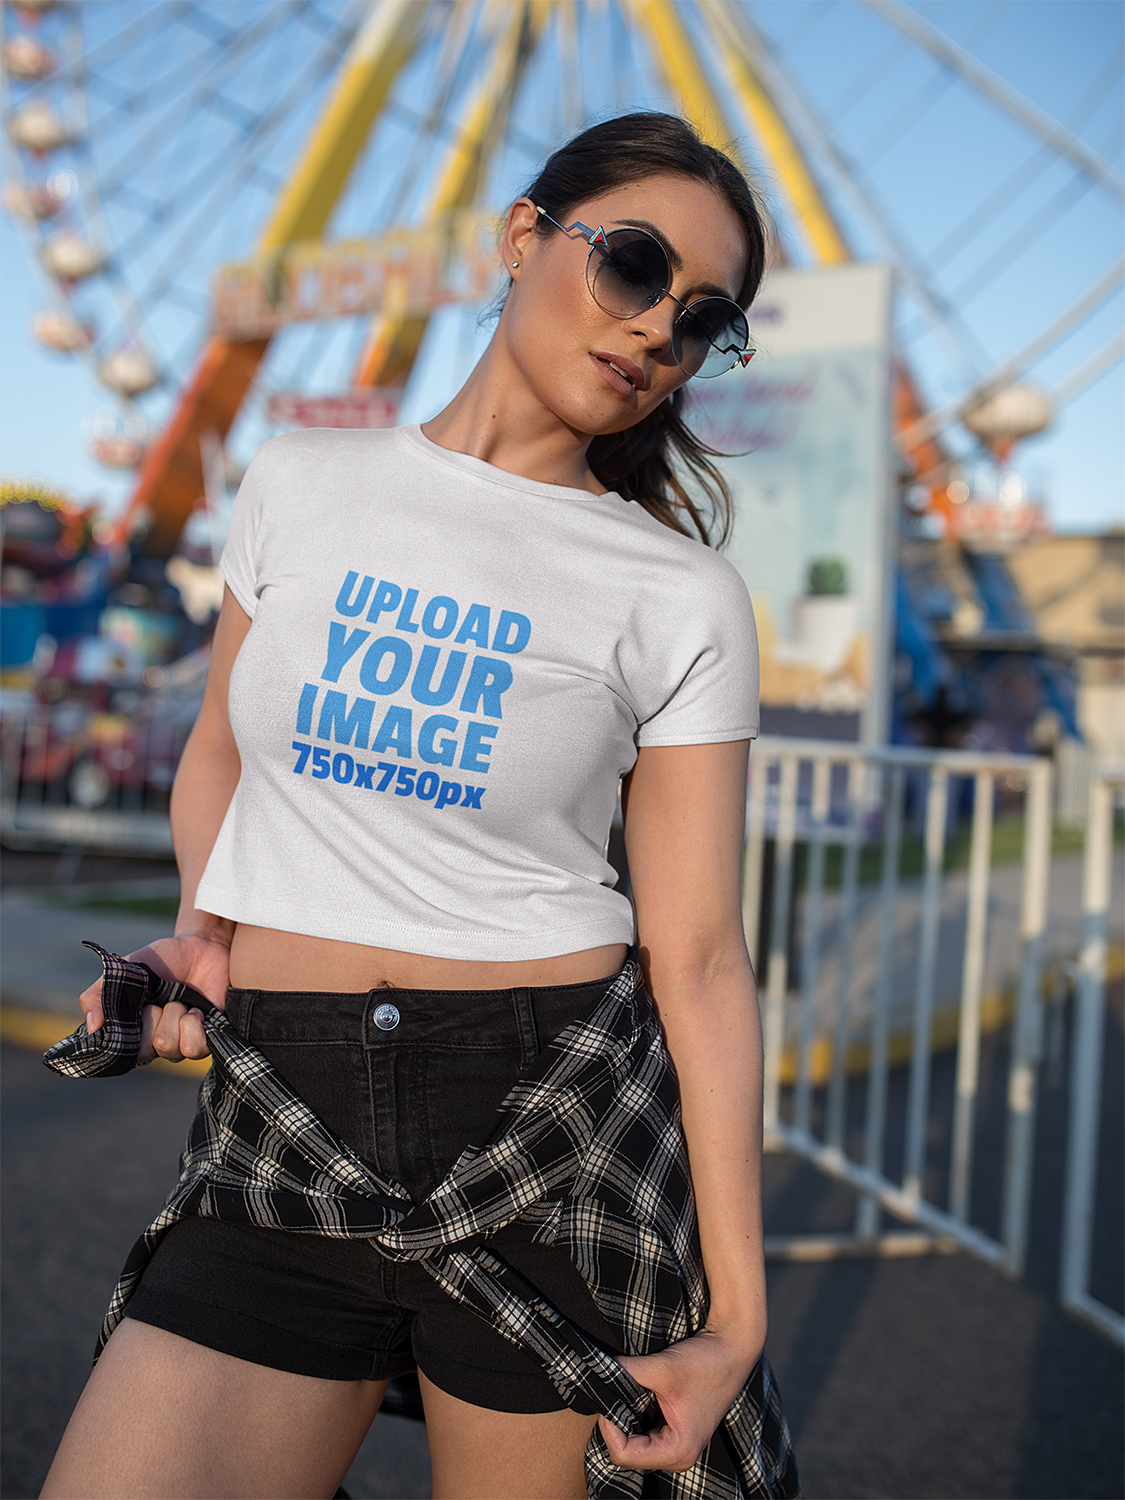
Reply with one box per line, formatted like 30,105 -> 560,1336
226,988 -> 257,1035
511,987 -> 539,1068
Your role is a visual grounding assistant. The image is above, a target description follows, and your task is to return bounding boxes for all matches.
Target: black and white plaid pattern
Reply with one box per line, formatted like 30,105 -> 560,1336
46,948 -> 799,1499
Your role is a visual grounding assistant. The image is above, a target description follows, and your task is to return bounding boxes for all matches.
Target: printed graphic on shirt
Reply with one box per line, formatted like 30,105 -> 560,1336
290,571 -> 532,814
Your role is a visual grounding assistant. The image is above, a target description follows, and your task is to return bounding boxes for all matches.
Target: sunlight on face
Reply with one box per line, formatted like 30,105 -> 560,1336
501,174 -> 748,439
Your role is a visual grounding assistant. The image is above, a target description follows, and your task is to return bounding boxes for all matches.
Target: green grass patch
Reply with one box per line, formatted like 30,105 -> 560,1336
805,817 -> 1118,891
43,893 -> 180,920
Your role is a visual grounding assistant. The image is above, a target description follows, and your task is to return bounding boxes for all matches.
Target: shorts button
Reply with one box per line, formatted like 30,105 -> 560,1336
373,1002 -> 400,1031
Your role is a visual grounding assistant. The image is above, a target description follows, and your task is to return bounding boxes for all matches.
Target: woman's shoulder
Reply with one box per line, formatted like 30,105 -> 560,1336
244,424 -> 404,478
620,504 -> 753,610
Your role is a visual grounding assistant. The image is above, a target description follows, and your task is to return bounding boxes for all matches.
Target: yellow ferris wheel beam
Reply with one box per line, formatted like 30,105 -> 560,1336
126,0 -> 424,554
619,0 -> 735,154
698,0 -> 848,264
353,0 -> 552,390
259,0 -> 426,252
631,2 -> 946,498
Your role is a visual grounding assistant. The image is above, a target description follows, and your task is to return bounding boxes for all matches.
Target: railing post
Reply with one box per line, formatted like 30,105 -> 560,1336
826,757 -> 863,1154
1060,770 -> 1124,1343
795,757 -> 831,1135
1000,756 -> 1052,1275
857,764 -> 905,1238
762,753 -> 798,1134
949,769 -> 994,1223
903,764 -> 948,1202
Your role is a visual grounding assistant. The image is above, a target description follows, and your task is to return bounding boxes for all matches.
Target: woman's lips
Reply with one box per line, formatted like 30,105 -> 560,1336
590,352 -> 640,395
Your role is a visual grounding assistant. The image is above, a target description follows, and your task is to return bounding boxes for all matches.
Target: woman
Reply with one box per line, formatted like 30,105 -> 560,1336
43,113 -> 795,1500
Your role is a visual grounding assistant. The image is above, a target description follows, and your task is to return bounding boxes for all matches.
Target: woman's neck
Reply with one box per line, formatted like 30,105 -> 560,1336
420,341 -> 607,495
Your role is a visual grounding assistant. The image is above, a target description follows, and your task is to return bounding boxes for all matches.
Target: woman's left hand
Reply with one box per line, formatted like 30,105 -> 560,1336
599,1325 -> 761,1473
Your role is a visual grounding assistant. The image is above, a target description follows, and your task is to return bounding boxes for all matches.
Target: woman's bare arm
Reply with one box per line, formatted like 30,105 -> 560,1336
79,590 -> 251,1059
601,738 -> 764,1472
170,588 -> 251,935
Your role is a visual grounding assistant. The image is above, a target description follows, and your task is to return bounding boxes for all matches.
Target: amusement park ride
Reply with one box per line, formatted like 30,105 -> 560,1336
1,0 -> 1122,752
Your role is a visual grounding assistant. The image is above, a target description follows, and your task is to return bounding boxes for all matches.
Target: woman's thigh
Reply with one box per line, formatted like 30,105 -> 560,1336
420,1370 -> 597,1500
40,1319 -> 388,1500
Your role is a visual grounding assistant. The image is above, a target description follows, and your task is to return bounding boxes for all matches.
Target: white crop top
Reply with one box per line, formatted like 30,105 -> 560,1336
195,425 -> 759,960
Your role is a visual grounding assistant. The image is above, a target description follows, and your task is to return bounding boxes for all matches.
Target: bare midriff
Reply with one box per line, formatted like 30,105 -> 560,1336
228,925 -> 629,994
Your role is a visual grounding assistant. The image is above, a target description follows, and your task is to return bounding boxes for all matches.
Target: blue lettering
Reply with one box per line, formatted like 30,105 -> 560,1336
459,721 -> 497,774
332,752 -> 354,784
317,690 -> 375,749
492,610 -> 531,654
311,748 -> 331,779
455,603 -> 491,648
415,771 -> 439,801
418,714 -> 459,767
436,780 -> 461,809
354,762 -> 375,790
336,571 -> 374,617
365,579 -> 402,625
321,622 -> 370,682
291,741 -> 311,774
459,656 -> 513,719
461,784 -> 486,809
296,683 -> 318,735
359,636 -> 412,696
394,766 -> 416,797
411,646 -> 467,707
422,595 -> 459,639
373,705 -> 413,758
396,588 -> 421,634
375,762 -> 397,791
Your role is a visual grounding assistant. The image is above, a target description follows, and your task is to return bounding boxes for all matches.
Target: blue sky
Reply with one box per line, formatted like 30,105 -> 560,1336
1,0 -> 1121,531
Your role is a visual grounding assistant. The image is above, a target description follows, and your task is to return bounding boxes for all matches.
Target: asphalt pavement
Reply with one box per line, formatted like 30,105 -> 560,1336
1,865 -> 1122,1499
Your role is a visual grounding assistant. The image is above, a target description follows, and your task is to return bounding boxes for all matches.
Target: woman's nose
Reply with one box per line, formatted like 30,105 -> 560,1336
620,297 -> 676,356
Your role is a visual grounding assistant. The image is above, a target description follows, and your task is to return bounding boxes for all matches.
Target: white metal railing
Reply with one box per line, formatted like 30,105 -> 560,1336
751,736 -> 1056,1281
0,699 -> 183,853
1060,765 -> 1125,1345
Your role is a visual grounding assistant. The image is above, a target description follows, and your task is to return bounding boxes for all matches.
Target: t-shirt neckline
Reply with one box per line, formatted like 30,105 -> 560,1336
400,423 -> 624,506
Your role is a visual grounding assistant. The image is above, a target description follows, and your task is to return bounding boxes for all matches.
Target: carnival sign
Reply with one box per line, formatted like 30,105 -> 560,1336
691,262 -> 895,742
211,211 -> 503,339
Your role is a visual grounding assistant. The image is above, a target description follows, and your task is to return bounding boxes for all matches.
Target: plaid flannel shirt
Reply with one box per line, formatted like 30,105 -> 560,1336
45,944 -> 799,1500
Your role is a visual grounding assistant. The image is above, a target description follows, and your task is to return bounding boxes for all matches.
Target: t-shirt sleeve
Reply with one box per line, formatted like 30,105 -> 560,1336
219,448 -> 266,617
635,558 -> 760,747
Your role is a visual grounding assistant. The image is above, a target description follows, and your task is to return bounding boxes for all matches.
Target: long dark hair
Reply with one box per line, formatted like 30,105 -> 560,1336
519,113 -> 768,547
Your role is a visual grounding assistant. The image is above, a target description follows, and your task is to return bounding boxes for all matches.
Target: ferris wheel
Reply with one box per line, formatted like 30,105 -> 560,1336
2,0 -> 1122,554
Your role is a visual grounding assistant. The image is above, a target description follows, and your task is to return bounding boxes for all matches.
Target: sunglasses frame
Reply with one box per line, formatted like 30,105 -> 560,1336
532,206 -> 755,377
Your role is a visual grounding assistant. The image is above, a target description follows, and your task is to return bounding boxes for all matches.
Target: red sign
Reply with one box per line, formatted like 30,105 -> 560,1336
265,391 -> 401,430
948,502 -> 1048,553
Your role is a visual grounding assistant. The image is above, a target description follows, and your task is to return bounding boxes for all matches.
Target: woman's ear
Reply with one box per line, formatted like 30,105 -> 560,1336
502,197 -> 539,275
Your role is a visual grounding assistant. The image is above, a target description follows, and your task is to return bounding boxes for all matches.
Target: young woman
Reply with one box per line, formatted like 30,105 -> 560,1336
43,113 -> 796,1500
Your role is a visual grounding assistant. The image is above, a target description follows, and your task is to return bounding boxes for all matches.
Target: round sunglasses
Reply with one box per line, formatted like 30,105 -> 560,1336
534,206 -> 755,379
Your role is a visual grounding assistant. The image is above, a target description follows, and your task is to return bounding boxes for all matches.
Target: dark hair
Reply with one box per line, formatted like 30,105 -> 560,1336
520,112 -> 768,547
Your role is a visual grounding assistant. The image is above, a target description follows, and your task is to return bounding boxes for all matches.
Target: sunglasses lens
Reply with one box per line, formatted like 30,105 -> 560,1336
587,229 -> 670,317
673,298 -> 750,377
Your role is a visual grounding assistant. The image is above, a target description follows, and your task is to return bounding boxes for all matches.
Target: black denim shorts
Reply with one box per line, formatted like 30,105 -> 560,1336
124,970 -> 623,1411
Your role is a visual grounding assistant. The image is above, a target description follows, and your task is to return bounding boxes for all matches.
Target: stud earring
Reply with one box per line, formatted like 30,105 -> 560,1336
511,260 -> 519,268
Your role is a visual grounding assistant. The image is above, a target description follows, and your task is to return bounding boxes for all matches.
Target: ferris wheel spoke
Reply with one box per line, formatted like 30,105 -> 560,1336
90,1 -> 315,202
115,19 -> 362,319
921,44 -> 1125,278
854,2 -> 1013,171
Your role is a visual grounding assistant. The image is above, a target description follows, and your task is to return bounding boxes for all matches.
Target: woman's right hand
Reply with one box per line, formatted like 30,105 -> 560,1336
79,928 -> 232,1064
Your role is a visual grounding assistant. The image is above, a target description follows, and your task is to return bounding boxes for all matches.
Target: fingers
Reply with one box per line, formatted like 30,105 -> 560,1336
144,1002 -> 211,1064
79,978 -> 104,1034
598,1415 -> 702,1474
